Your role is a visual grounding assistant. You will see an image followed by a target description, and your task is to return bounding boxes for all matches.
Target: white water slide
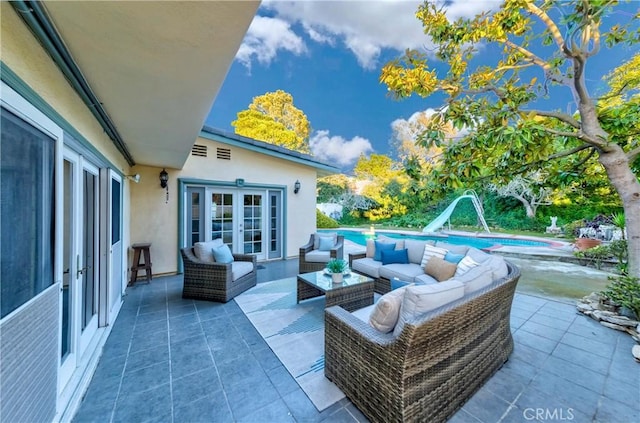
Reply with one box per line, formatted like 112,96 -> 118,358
422,190 -> 490,233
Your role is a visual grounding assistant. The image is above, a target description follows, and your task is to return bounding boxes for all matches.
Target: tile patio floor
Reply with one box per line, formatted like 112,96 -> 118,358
72,259 -> 639,423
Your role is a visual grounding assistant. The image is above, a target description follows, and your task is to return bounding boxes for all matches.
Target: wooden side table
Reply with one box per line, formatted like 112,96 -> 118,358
129,243 -> 152,286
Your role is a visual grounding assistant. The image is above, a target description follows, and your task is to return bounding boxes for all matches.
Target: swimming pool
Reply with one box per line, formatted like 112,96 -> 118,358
319,229 -> 553,250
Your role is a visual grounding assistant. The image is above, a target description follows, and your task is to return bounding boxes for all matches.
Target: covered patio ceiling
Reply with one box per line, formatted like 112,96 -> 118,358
42,0 -> 259,169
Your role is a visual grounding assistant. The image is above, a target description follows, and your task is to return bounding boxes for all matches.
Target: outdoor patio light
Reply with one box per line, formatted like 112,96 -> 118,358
159,168 -> 168,188
126,174 -> 140,183
294,180 -> 301,194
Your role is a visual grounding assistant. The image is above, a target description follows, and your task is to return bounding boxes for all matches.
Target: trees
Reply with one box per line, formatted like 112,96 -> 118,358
232,90 -> 311,153
354,154 -> 409,220
489,172 -> 552,219
380,0 -> 640,277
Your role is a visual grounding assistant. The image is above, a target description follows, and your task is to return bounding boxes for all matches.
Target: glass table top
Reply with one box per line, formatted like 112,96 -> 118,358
297,270 -> 373,291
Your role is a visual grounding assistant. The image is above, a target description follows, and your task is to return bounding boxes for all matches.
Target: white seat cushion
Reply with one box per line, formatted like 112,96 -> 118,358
393,280 -> 465,337
378,263 -> 425,282
448,265 -> 493,294
351,257 -> 384,278
305,250 -> 331,263
352,304 -> 376,322
404,239 -> 430,264
485,256 -> 508,279
194,239 -> 224,262
231,261 -> 254,280
413,273 -> 439,285
466,247 -> 491,263
435,242 -> 469,255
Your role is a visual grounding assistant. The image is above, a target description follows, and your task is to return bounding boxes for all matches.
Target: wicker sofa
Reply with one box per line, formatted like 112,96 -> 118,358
180,245 -> 256,303
349,236 -> 505,294
324,261 -> 520,423
299,233 -> 344,273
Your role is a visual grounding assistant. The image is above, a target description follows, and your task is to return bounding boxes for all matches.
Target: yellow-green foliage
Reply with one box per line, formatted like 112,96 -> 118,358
232,90 -> 311,153
317,209 -> 339,228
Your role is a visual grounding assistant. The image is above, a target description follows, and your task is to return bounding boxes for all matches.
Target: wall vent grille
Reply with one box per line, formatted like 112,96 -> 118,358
217,148 -> 231,160
191,145 -> 207,157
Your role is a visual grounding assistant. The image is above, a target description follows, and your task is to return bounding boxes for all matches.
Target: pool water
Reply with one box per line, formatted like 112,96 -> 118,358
320,229 -> 552,250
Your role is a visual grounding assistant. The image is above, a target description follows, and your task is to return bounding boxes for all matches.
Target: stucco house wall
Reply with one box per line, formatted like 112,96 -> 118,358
1,4 -> 132,422
129,134 -> 321,275
1,4 -> 131,173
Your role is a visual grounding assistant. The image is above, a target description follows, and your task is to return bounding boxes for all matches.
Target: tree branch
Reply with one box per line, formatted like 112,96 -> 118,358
585,24 -> 601,58
539,127 -> 582,139
494,63 -> 536,73
525,2 -> 568,54
503,40 -> 571,86
522,109 -> 581,129
548,144 -> 592,160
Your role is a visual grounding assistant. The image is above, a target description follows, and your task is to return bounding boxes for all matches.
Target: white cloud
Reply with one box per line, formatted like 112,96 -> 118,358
236,16 -> 307,70
392,107 -> 473,142
236,0 -> 503,70
309,130 -> 373,166
391,108 -> 440,140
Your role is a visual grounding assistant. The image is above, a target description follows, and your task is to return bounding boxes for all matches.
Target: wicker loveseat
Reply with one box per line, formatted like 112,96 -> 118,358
324,261 -> 520,423
180,245 -> 256,303
299,233 -> 344,273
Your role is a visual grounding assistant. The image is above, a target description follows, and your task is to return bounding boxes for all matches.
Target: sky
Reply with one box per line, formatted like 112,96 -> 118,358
205,0 -> 638,173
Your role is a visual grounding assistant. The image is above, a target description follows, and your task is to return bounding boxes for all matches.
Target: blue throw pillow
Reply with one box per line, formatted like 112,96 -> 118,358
212,244 -> 234,264
318,236 -> 334,251
373,241 -> 396,261
444,251 -> 465,264
391,277 -> 412,290
381,248 -> 409,265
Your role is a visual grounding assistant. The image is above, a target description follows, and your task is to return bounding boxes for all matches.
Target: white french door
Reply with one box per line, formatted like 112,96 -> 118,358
186,187 -> 280,261
60,148 -> 100,390
240,192 -> 264,258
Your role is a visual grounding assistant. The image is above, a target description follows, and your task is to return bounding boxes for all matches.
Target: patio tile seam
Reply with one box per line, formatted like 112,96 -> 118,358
192,301 -> 237,422
108,301 -> 141,423
164,293 -> 176,423
495,391 -> 524,423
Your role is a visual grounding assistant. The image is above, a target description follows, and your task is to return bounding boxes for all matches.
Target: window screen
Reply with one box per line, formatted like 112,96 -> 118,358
1,107 -> 55,318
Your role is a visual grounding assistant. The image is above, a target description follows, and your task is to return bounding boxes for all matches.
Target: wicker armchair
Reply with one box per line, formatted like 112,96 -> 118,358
324,261 -> 520,423
299,234 -> 344,273
180,247 -> 257,303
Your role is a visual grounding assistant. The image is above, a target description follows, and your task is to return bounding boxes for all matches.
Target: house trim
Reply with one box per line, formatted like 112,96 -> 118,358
199,127 -> 340,175
10,1 -> 134,166
177,178 -> 289,272
0,62 -> 123,177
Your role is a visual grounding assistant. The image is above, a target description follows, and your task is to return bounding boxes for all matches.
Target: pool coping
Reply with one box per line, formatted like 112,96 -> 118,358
330,227 -> 573,250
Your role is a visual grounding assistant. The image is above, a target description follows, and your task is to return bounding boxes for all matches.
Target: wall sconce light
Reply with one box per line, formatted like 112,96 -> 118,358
126,174 -> 141,183
294,180 -> 301,194
159,168 -> 168,188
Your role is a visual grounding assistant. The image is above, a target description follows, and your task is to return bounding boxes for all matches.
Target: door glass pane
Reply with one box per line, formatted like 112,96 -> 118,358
82,170 -> 97,329
243,194 -> 262,254
0,107 -> 54,318
111,179 -> 121,244
212,192 -> 233,247
191,192 -> 200,245
62,160 -> 73,358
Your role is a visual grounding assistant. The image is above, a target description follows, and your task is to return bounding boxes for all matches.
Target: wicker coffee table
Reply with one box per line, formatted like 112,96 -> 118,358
296,270 -> 374,312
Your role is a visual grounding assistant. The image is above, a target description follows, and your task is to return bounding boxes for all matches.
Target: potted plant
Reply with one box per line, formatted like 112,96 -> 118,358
326,258 -> 348,283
